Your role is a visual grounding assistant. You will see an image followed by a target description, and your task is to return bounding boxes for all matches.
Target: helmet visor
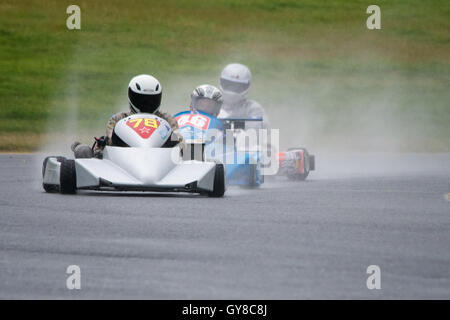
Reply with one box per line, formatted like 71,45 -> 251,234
220,78 -> 250,94
191,96 -> 222,117
128,88 -> 161,113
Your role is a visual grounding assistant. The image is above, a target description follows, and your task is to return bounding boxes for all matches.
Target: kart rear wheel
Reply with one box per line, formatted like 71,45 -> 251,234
60,159 -> 77,194
287,171 -> 309,181
208,163 -> 225,197
42,156 -> 65,193
309,155 -> 315,171
285,147 -> 312,181
249,163 -> 262,188
249,164 -> 256,187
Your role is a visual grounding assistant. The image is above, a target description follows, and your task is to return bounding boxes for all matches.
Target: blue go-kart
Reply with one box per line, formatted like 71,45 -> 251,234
175,110 -> 265,187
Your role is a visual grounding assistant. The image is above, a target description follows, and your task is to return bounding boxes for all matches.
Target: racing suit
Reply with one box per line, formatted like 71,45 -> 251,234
218,98 -> 271,151
218,99 -> 270,130
217,99 -> 276,173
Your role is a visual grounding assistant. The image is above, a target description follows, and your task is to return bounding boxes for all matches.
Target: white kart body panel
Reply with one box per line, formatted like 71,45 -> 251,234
114,113 -> 171,148
73,146 -> 217,191
43,158 -> 61,185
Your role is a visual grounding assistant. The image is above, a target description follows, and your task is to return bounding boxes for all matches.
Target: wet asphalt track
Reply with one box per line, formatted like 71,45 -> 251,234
0,153 -> 449,299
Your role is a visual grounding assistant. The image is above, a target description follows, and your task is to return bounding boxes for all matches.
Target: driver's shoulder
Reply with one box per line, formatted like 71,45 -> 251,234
109,111 -> 131,122
246,99 -> 263,109
155,110 -> 179,129
246,99 -> 265,115
155,110 -> 174,121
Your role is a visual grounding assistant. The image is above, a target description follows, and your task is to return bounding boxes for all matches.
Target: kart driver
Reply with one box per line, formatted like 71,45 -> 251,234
218,63 -> 270,130
218,63 -> 274,159
190,84 -> 223,117
72,74 -> 183,158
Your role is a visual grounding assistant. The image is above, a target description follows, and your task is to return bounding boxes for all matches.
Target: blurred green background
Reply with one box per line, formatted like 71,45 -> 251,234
0,0 -> 449,152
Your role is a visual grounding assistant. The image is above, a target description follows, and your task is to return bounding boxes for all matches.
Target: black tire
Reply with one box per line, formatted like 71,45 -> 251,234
42,156 -> 65,193
60,159 -> 77,194
43,183 -> 59,193
287,171 -> 309,181
208,164 -> 225,197
248,163 -> 262,188
249,163 -> 257,187
309,155 -> 315,171
285,147 -> 312,181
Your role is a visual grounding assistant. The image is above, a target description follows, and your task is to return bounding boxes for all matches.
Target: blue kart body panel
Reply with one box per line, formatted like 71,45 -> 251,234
175,110 -> 264,186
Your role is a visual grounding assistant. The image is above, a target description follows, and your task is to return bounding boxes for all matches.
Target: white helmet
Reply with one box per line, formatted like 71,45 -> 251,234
190,84 -> 223,117
128,74 -> 162,114
219,63 -> 252,105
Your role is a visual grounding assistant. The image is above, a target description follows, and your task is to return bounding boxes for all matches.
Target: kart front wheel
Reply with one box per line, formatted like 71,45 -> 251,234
208,163 -> 225,197
60,159 -> 77,194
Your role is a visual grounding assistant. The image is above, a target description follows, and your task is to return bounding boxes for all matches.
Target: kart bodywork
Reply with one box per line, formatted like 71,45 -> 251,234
175,110 -> 265,187
42,113 -> 225,196
277,147 -> 315,181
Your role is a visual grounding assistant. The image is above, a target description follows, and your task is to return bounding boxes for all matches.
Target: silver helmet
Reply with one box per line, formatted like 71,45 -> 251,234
219,63 -> 252,105
190,84 -> 223,117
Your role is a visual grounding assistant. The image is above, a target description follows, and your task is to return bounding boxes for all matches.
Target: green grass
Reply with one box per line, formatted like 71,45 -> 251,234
0,0 -> 449,151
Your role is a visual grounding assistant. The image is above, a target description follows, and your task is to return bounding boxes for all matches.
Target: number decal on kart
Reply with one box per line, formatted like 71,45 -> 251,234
176,114 -> 210,130
126,118 -> 160,139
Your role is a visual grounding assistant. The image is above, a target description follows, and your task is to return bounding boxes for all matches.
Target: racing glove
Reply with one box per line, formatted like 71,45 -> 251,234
92,136 -> 109,159
94,136 -> 108,148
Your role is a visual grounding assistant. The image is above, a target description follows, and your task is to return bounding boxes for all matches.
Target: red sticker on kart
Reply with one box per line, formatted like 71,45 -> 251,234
126,118 -> 160,139
176,114 -> 210,130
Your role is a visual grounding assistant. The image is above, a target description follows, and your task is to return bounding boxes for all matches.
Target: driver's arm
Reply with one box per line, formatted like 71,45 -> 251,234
106,112 -> 129,145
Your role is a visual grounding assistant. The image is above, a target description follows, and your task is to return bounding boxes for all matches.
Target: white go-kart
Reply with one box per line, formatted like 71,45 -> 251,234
42,114 -> 225,197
